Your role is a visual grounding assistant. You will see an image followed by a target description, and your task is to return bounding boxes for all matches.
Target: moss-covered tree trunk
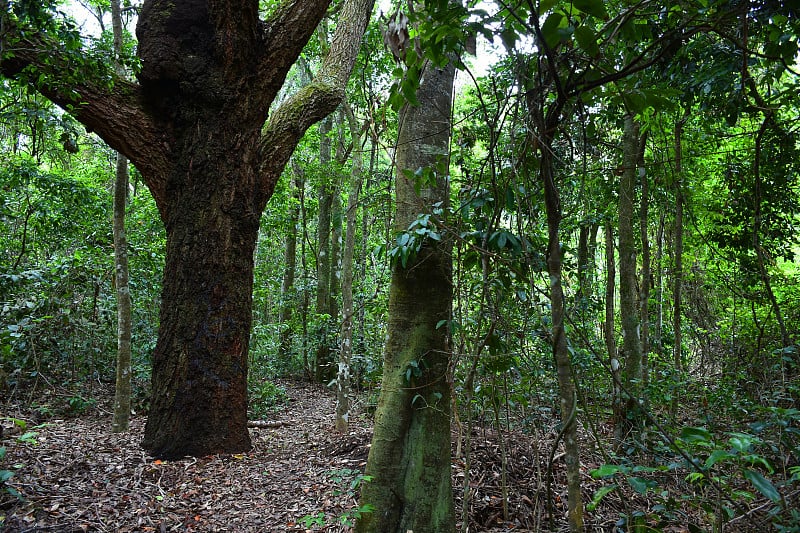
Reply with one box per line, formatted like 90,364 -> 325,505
355,59 -> 455,533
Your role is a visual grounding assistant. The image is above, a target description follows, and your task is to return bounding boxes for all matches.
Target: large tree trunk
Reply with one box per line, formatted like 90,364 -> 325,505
142,131 -> 263,456
355,59 -> 455,533
1,0 -> 375,458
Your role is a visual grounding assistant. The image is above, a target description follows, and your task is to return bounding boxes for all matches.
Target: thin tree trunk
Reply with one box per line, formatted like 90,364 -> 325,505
356,57 -> 456,533
577,222 -> 590,314
638,130 -> 651,410
541,129 -> 584,532
618,114 -> 644,437
525,35 -> 583,523
673,111 -> 688,373
335,101 -> 363,433
357,132 -> 377,358
315,116 -> 334,383
111,0 -> 132,433
655,212 -> 666,361
278,165 -> 301,360
300,175 -> 311,376
752,117 -> 791,349
330,110 -> 346,322
606,221 -> 622,442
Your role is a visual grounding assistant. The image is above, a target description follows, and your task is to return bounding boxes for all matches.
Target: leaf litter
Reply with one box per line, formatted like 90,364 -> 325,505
1,379 -> 776,532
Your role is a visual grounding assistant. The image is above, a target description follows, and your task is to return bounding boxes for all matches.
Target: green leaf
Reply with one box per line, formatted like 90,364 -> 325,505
500,27 -> 518,50
591,464 -> 624,478
401,79 -> 420,107
629,476 -> 657,494
743,469 -> 780,502
587,484 -> 617,511
572,0 -> 608,19
681,426 -> 713,445
540,12 -> 565,48
539,0 -> 558,13
686,472 -> 706,484
574,25 -> 599,57
728,433 -> 754,453
705,449 -> 735,468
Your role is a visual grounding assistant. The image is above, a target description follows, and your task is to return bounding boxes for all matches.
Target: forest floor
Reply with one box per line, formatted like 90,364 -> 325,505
0,379 -> 775,532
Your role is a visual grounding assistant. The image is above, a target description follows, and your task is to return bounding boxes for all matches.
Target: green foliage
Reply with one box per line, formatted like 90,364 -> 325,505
674,424 -> 798,526
1,0 -> 800,529
0,89 -> 163,410
247,379 -> 289,419
403,358 -> 426,384
298,469 -> 374,529
66,394 -> 97,415
378,202 -> 445,269
0,445 -> 23,502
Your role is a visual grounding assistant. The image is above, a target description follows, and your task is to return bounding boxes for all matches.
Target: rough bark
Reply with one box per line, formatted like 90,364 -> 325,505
2,0 -> 375,458
355,59 -> 456,533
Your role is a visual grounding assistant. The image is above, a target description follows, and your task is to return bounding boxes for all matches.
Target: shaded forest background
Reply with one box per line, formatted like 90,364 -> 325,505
2,0 -> 799,531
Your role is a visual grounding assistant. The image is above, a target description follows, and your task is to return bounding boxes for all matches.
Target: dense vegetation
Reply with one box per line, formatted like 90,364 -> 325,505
2,0 -> 799,531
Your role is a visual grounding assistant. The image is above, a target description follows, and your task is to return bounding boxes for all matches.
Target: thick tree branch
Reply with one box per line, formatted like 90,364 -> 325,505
254,0 -> 332,102
258,0 -> 375,199
1,30 -> 169,210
